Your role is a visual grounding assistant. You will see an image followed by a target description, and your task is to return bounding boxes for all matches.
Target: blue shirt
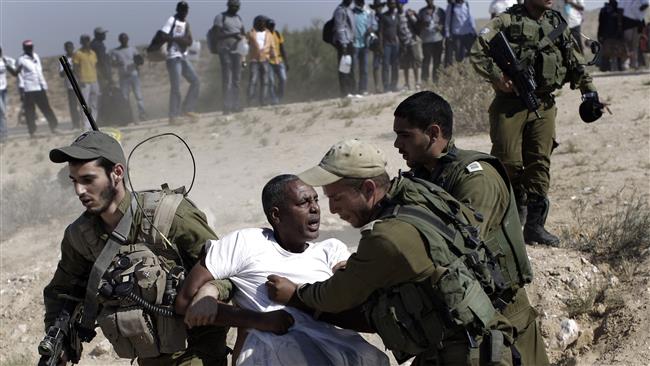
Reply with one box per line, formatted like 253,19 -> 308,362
353,7 -> 371,48
445,1 -> 476,37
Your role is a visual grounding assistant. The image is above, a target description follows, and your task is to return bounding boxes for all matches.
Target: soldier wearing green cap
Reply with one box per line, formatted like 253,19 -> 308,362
393,91 -> 549,365
469,0 -> 604,246
44,131 -> 232,366
266,139 -> 514,365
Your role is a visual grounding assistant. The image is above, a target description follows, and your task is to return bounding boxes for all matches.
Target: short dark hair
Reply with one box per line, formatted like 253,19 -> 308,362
176,1 -> 189,12
261,174 -> 300,221
393,91 -> 454,139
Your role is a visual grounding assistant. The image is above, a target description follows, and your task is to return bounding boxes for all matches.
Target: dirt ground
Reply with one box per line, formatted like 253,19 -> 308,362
0,70 -> 648,365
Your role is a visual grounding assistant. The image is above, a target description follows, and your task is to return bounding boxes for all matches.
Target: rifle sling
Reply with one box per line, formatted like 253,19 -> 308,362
537,21 -> 567,50
80,195 -> 137,331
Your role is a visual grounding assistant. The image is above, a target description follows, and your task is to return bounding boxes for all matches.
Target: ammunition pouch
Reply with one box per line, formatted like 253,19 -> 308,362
435,258 -> 498,331
364,282 -> 445,364
97,244 -> 187,358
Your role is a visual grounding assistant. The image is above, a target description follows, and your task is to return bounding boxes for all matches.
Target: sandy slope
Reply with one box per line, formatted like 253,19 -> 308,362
0,71 -> 648,365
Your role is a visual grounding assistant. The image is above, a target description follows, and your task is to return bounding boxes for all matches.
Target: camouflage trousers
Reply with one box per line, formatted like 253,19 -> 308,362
488,95 -> 557,199
502,288 -> 549,366
138,325 -> 230,366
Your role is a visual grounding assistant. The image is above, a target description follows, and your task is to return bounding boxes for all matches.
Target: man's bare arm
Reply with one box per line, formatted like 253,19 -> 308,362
176,258 -> 294,333
175,257 -> 214,315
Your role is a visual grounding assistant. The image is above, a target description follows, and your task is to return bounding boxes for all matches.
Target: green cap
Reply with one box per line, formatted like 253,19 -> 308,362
49,131 -> 126,166
298,139 -> 387,186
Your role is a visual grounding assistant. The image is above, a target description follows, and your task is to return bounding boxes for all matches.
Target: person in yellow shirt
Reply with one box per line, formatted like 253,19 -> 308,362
266,18 -> 288,105
72,34 -> 99,129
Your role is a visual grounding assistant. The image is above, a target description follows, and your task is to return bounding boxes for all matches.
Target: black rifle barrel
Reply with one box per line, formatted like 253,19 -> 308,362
487,32 -> 541,118
58,56 -> 99,131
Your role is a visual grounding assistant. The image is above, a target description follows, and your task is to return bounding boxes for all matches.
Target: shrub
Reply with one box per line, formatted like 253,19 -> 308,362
563,190 -> 650,270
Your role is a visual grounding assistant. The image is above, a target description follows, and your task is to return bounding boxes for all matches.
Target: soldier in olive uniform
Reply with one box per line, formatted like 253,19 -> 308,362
44,131 -> 232,366
393,91 -> 549,365
469,0 -> 604,245
267,139 -> 514,365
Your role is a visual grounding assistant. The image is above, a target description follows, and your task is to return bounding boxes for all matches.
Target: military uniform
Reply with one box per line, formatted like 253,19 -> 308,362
44,192 -> 233,366
413,140 -> 549,365
470,4 -> 596,244
297,176 -> 514,365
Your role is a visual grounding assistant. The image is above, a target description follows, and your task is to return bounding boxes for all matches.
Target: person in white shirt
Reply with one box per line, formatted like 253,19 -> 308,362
13,40 -> 59,138
158,1 -> 200,124
111,33 -> 147,121
565,0 -> 586,53
489,0 -> 517,18
176,174 -> 389,366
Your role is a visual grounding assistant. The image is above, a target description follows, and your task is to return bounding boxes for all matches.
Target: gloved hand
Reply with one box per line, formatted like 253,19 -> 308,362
579,91 -> 605,123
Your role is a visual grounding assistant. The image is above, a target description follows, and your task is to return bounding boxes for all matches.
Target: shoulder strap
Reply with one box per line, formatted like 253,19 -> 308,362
139,188 -> 185,266
79,195 -> 137,333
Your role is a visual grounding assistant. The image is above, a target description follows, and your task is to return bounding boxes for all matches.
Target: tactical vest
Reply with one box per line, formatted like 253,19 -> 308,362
500,5 -> 573,93
69,186 -> 189,359
364,176 -> 509,363
429,149 -> 533,301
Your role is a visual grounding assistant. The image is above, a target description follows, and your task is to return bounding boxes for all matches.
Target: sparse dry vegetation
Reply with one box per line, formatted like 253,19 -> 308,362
563,191 -> 650,270
0,172 -> 79,239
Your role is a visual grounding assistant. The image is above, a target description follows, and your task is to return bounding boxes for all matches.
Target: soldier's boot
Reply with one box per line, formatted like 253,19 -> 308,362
523,194 -> 560,246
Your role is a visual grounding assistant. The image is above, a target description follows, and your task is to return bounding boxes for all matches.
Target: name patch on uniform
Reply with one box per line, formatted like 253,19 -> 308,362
466,161 -> 483,173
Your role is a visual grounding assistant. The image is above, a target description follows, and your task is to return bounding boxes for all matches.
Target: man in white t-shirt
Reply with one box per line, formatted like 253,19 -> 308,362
158,1 -> 200,124
13,40 -> 60,137
176,174 -> 389,366
565,0 -> 585,53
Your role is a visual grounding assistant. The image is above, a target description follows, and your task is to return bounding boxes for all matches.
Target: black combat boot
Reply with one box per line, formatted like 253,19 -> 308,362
523,194 -> 560,246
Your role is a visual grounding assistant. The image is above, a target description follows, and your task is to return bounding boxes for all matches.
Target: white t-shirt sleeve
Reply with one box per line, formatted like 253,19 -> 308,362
204,230 -> 249,280
161,16 -> 175,33
323,239 -> 351,269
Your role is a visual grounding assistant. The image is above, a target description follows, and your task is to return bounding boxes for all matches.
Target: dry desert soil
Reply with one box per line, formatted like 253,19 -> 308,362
0,69 -> 649,366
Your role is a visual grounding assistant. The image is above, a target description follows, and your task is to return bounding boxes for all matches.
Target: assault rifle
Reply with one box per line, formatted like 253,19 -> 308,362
487,31 -> 541,119
58,56 -> 99,131
37,300 -> 87,366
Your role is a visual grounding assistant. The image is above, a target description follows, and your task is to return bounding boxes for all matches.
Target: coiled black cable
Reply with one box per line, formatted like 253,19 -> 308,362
125,291 -> 176,318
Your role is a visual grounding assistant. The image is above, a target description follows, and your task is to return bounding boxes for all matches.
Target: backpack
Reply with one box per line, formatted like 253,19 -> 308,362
207,25 -> 220,54
428,149 -> 534,296
386,175 -> 513,306
323,18 -> 335,45
364,176 -> 509,363
72,185 -> 189,359
146,18 -> 176,62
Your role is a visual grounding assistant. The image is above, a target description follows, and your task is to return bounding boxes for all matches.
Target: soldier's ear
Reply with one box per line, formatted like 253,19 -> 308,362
112,164 -> 125,184
361,179 -> 376,200
426,124 -> 442,140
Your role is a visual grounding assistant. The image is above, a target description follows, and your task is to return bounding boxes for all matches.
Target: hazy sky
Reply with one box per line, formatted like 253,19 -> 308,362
1,0 -> 602,58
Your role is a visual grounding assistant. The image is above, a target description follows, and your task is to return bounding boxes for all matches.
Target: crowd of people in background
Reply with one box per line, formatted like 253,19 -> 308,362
331,0 -> 480,98
0,0 -> 648,141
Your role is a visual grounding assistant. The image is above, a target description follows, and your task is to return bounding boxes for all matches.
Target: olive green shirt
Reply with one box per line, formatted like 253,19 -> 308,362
297,218 -> 437,313
413,141 -> 509,237
43,191 -> 231,327
470,5 -> 596,94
